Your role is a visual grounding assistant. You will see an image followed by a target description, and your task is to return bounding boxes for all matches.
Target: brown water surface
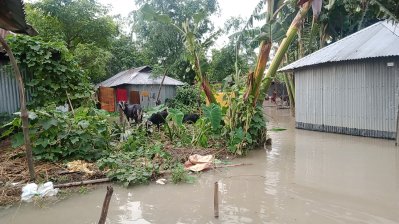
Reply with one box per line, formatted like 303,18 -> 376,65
1,105 -> 398,223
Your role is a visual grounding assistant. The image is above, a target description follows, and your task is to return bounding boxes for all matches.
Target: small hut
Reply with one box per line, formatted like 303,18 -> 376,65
279,21 -> 399,139
97,66 -> 184,111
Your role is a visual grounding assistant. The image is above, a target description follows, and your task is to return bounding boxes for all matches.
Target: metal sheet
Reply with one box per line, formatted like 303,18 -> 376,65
280,21 -> 399,71
0,65 -> 30,114
295,58 -> 399,139
120,84 -> 178,109
97,66 -> 184,87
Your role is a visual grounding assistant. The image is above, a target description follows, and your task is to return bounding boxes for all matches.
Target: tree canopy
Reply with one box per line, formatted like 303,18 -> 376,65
131,0 -> 219,83
27,0 -> 118,49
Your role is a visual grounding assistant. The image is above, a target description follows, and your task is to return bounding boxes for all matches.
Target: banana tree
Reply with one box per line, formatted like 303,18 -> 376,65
260,0 -> 322,98
140,5 -> 218,104
232,0 -> 288,106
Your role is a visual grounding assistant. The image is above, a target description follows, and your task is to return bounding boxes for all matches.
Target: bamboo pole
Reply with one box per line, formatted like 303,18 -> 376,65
98,186 -> 114,224
214,181 -> 219,218
260,1 -> 313,99
0,35 -> 35,180
54,178 -> 110,188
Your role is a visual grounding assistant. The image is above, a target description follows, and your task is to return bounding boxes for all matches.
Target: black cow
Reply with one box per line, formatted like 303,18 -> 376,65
118,102 -> 143,124
147,110 -> 168,130
183,113 -> 200,124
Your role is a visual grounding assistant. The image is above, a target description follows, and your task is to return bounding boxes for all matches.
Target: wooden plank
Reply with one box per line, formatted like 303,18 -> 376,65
129,91 -> 140,104
99,87 -> 115,112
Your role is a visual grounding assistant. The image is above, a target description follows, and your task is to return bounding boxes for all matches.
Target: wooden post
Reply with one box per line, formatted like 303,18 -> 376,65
0,35 -> 35,180
98,186 -> 114,224
119,106 -> 124,124
396,104 -> 399,146
156,68 -> 168,105
214,181 -> 219,218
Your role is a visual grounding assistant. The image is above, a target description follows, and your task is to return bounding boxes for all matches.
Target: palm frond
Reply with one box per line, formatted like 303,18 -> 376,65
371,0 -> 399,22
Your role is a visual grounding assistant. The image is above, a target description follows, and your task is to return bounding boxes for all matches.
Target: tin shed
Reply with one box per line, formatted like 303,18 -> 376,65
97,66 -> 184,111
280,21 -> 399,139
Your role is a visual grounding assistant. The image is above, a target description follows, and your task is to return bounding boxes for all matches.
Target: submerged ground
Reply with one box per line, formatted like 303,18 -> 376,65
1,104 -> 398,224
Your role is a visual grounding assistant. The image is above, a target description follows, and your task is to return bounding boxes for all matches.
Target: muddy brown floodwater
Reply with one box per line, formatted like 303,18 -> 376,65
1,105 -> 399,224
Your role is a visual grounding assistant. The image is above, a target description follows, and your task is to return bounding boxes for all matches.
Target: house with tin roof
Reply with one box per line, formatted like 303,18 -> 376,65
97,66 -> 184,111
280,21 -> 399,139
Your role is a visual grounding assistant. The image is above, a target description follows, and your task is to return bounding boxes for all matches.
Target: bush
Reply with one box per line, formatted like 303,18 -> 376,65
4,106 -> 115,161
171,164 -> 194,184
7,35 -> 93,108
166,85 -> 203,113
97,141 -> 172,186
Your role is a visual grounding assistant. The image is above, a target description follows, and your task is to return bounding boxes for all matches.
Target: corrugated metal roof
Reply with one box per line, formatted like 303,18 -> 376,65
97,66 -> 185,87
0,0 -> 37,36
280,21 -> 399,71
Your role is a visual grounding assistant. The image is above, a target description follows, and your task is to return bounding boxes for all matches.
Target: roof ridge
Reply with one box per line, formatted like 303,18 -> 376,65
381,20 -> 399,37
279,20 -> 399,71
291,21 -> 384,65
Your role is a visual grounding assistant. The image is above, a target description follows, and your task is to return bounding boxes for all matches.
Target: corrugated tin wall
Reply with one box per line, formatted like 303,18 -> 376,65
0,65 -> 30,115
125,84 -> 177,109
295,57 -> 399,139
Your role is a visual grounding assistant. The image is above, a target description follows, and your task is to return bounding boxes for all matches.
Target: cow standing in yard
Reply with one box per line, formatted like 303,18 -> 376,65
118,102 -> 143,124
147,110 -> 168,130
183,113 -> 200,124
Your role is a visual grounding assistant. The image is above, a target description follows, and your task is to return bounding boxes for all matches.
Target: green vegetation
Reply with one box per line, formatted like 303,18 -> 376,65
171,165 -> 195,184
97,144 -> 171,186
166,85 -> 202,114
2,0 -> 398,192
3,106 -> 115,161
7,35 -> 92,108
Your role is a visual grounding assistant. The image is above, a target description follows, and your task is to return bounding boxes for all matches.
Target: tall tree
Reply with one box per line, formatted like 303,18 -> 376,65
25,0 -> 120,83
28,0 -> 118,49
208,44 -> 249,82
106,35 -> 146,77
132,0 -> 218,83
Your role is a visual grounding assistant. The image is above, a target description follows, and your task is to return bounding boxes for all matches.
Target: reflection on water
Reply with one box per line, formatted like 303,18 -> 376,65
1,104 -> 398,224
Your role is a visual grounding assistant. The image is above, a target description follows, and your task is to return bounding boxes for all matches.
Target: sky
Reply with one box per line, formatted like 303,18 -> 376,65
98,0 -> 262,47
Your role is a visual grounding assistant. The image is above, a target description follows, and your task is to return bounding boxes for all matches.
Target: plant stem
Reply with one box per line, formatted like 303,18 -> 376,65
246,41 -> 272,106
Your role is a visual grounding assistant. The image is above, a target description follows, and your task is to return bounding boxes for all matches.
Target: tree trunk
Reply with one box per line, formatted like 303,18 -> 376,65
297,28 -> 305,58
0,36 -> 35,181
245,41 -> 272,106
319,23 -> 327,48
156,68 -> 168,105
194,52 -> 217,104
283,54 -> 295,116
283,73 -> 295,116
259,1 -> 313,99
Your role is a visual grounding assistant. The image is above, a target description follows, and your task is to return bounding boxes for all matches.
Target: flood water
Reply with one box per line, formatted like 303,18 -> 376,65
1,105 -> 399,224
